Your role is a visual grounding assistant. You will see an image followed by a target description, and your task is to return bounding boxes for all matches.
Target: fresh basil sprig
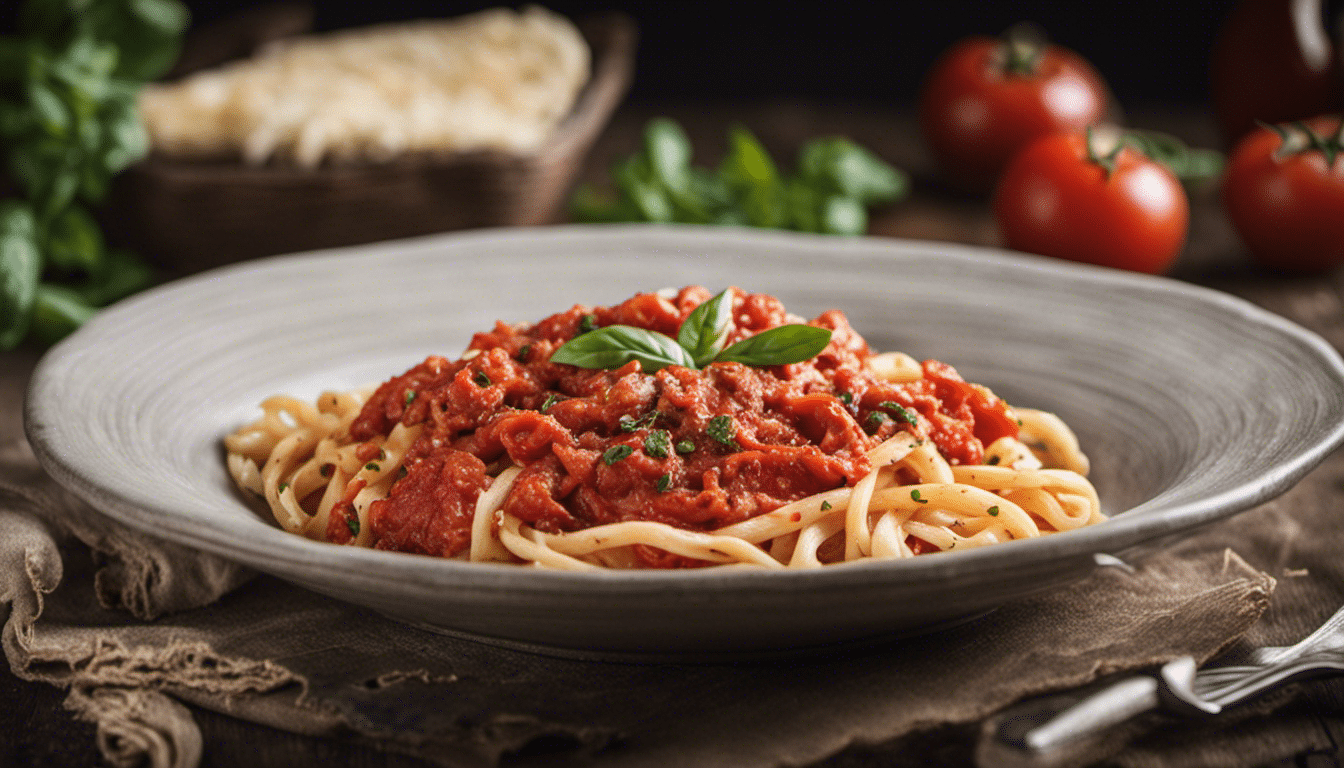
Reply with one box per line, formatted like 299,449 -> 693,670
0,0 -> 188,349
570,118 -> 909,236
548,289 -> 832,373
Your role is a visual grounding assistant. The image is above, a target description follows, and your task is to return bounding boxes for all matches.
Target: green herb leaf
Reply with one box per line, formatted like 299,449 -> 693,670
0,202 -> 42,350
675,440 -> 695,454
602,445 -> 633,465
404,391 -> 417,406
715,325 -> 832,367
28,283 -> 96,346
365,462 -> 380,472
797,137 -> 907,204
879,401 -> 918,426
707,415 -> 739,450
656,473 -> 671,493
644,429 -> 672,458
644,117 -> 692,192
540,393 -> 562,413
346,516 -> 360,537
911,489 -> 928,504
549,325 -> 696,373
677,287 -> 735,367
820,500 -> 832,511
619,410 -> 660,432
45,203 -> 104,274
473,370 -> 491,387
579,314 -> 597,333
987,506 -> 1000,517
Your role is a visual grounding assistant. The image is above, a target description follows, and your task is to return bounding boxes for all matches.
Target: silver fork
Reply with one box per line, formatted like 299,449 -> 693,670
998,602 -> 1344,753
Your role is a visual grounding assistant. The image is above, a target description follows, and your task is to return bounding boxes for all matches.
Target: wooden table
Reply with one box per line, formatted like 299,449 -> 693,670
4,101 -> 1342,767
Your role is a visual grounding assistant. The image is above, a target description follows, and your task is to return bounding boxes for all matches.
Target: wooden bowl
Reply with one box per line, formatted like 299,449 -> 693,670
108,12 -> 636,273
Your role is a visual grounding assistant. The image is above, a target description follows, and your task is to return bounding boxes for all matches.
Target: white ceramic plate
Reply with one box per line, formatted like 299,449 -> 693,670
25,226 -> 1344,654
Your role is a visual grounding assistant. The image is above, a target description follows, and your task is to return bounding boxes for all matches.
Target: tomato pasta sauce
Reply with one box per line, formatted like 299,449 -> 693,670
339,287 -> 1020,565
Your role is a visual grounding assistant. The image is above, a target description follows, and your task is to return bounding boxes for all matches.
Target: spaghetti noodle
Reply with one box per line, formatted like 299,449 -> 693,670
225,287 -> 1102,569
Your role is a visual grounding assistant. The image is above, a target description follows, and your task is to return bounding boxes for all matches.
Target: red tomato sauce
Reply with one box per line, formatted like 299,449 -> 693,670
351,288 -> 1019,561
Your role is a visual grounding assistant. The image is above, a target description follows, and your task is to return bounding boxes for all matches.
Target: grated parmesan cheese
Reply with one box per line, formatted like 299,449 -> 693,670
139,5 -> 590,167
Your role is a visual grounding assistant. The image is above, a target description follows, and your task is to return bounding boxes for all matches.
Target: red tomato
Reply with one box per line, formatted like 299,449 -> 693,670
920,30 -> 1111,192
1222,116 -> 1344,271
993,131 -> 1189,274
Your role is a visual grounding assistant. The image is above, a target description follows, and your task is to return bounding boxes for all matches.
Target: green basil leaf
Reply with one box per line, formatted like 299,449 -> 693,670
78,248 -> 152,306
549,325 -> 696,373
820,195 -> 867,236
98,95 -> 148,175
720,125 -> 786,228
46,203 -> 104,274
720,124 -> 779,189
128,0 -> 192,36
29,282 -> 97,346
677,287 -> 734,367
715,325 -> 833,366
615,156 -> 674,223
798,137 -> 908,204
0,201 -> 42,350
27,79 -> 70,138
644,117 -> 692,192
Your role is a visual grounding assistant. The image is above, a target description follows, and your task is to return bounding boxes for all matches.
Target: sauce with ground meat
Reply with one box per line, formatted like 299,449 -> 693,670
351,287 -> 1019,564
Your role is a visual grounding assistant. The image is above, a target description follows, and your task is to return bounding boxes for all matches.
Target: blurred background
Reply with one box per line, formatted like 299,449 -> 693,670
172,0 -> 1249,106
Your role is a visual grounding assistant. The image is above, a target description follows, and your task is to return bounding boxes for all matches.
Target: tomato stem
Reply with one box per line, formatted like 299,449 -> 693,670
1085,126 -> 1124,178
1000,22 -> 1046,75
1259,119 -> 1344,168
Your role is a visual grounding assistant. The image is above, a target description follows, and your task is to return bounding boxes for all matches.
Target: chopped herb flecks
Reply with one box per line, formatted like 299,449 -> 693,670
365,462 -> 380,472
579,314 -> 597,333
540,393 -> 562,413
404,390 -> 417,406
619,410 -> 661,432
879,401 -> 918,426
911,489 -> 928,504
346,516 -> 360,537
838,392 -> 853,405
675,440 -> 695,454
707,415 -> 739,449
473,371 -> 491,388
987,506 -> 1000,517
517,344 -> 531,362
644,429 -> 672,458
602,445 -> 633,465
656,474 -> 671,492
821,500 -> 833,511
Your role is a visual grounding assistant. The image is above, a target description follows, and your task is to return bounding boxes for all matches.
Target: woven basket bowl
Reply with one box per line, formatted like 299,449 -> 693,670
108,12 -> 636,273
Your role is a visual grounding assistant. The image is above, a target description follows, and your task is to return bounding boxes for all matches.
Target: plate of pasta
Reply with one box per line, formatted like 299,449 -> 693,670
25,226 -> 1344,654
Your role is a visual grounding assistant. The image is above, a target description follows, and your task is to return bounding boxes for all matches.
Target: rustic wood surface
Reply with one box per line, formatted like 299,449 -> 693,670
3,101 -> 1342,767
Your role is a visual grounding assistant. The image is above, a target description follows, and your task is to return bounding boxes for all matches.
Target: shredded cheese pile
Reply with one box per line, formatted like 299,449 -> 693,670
139,5 -> 590,167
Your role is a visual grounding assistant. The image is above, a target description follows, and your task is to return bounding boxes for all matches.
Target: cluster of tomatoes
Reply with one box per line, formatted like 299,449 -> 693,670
918,22 -> 1344,274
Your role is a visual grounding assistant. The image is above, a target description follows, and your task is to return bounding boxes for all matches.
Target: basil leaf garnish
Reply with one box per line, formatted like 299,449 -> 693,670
677,287 -> 734,367
549,325 -> 696,373
715,325 -> 832,366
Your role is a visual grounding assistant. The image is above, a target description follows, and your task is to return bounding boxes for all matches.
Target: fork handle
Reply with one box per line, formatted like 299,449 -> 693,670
1004,675 -> 1161,752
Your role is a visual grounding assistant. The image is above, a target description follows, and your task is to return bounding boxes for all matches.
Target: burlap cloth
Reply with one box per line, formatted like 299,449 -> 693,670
3,349 -> 1341,768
